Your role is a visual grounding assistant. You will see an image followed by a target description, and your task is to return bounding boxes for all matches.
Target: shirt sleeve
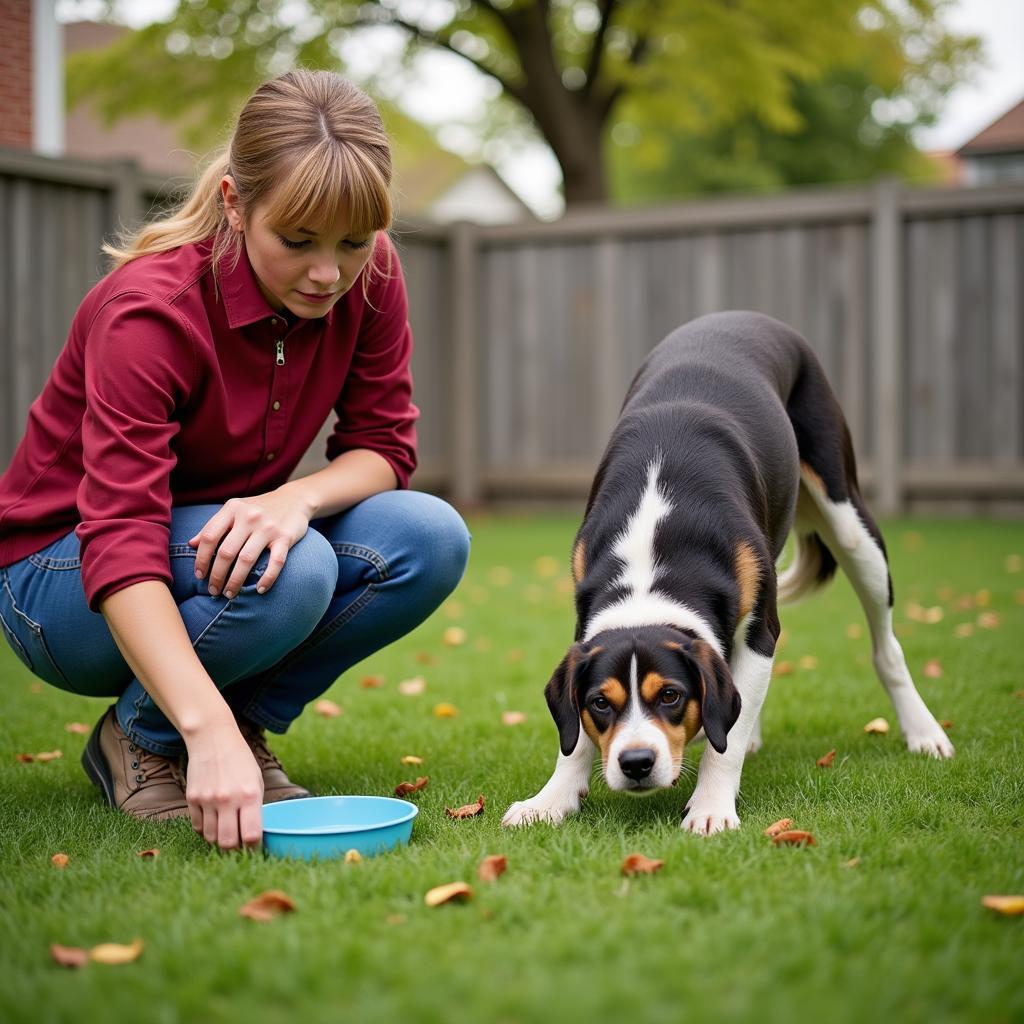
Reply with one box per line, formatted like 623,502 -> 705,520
75,292 -> 196,611
325,236 -> 419,487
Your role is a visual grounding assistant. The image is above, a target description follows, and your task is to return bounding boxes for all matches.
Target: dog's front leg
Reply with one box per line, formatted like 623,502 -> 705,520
682,644 -> 773,836
502,734 -> 595,827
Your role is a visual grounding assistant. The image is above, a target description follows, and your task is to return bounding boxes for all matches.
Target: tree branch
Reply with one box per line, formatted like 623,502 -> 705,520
583,0 -> 617,98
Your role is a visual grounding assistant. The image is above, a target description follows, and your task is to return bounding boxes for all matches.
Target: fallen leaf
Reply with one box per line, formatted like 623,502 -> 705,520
51,853 -> 70,869
488,566 -> 513,587
936,585 -> 955,601
763,818 -> 793,838
772,830 -> 816,846
433,702 -> 459,718
621,853 -> 664,876
50,944 -> 88,969
981,895 -> 1024,916
1015,590 -> 1024,606
777,629 -> 790,649
89,938 -> 144,964
394,776 -> 429,797
954,623 -> 975,638
398,676 -> 427,696
137,849 -> 160,858
425,882 -> 473,906
239,890 -> 296,922
975,589 -> 991,607
505,649 -> 524,663
15,753 -> 34,763
344,849 -> 362,864
443,627 -> 467,647
863,717 -> 890,734
816,749 -> 837,768
845,623 -> 863,639
843,857 -> 861,868
360,675 -> 385,689
64,722 -> 90,735
478,855 -> 508,882
385,914 -> 406,925
773,661 -> 795,677
1016,689 -> 1024,699
34,750 -> 63,762
923,606 -> 944,624
314,699 -> 342,718
443,600 -> 464,619
1006,554 -> 1022,574
400,755 -> 424,765
940,720 -> 954,730
977,611 -> 1001,630
923,658 -> 943,679
501,711 -> 527,726
415,652 -> 436,667
445,794 -> 485,819
534,555 -> 560,578
29,682 -> 43,693
955,593 -> 976,611
905,601 -> 926,622
799,655 -> 818,670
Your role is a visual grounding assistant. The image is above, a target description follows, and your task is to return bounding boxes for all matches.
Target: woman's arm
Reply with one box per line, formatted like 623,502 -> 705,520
100,581 -> 264,850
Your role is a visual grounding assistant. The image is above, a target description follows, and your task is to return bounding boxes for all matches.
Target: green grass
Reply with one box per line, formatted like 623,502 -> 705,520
1,515 -> 1022,1024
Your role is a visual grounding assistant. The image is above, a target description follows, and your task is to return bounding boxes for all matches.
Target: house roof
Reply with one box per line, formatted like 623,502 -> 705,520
957,97 -> 1024,157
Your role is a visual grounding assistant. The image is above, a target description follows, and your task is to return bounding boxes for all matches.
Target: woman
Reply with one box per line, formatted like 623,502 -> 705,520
0,70 -> 470,851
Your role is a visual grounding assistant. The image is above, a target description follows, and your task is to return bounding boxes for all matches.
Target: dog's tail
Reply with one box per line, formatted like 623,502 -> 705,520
777,530 -> 837,605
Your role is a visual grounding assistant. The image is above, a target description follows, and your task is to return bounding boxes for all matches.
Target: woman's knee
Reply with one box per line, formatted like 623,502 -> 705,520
257,528 -> 338,628
389,492 -> 471,595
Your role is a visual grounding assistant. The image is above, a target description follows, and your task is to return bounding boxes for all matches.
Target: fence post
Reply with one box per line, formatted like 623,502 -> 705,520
871,178 -> 904,517
110,158 -> 142,238
595,237 -> 621,443
450,220 -> 480,506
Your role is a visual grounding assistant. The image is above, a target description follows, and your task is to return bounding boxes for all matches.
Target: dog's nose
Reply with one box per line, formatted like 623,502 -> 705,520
619,748 -> 656,780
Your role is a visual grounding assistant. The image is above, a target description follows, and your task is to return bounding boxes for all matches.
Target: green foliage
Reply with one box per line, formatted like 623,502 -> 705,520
1,516 -> 1023,1022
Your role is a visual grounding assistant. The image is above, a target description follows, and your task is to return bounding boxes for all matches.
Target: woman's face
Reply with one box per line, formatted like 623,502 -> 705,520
221,177 -> 376,318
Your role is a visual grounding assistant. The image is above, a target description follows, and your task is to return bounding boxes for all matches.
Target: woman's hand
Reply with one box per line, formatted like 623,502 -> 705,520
189,486 -> 316,599
184,719 -> 265,850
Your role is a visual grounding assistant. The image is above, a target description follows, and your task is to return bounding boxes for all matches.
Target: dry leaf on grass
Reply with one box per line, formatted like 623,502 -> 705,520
478,855 -> 508,882
940,720 -> 954,730
50,944 -> 89,969
501,711 -> 527,726
816,749 -> 836,768
863,717 -> 890,734
534,555 -> 560,578
415,651 -> 436,665
923,659 -> 943,679
35,750 -> 63,762
977,612 -> 1001,630
90,938 -> 144,964
442,627 -> 467,647
137,849 -> 160,858
975,589 -> 991,607
51,853 -> 70,869
621,853 -> 664,876
1006,554 -> 1022,574
981,895 -> 1024,916
394,776 -> 429,797
954,623 -> 975,638
799,655 -> 819,670
239,890 -> 296,922
385,914 -> 406,925
506,649 -> 524,663
64,722 -> 90,735
763,818 -> 793,838
843,858 -> 862,868
400,755 -> 424,766
773,661 -> 795,677
433,702 -> 459,718
15,753 -> 34,763
425,881 -> 473,906
446,794 -> 485,819
398,676 -> 426,696
345,850 -> 362,864
314,699 -> 342,718
360,675 -> 385,689
772,830 -> 816,846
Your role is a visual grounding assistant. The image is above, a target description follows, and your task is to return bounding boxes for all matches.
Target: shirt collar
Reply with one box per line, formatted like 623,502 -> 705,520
216,238 -> 284,329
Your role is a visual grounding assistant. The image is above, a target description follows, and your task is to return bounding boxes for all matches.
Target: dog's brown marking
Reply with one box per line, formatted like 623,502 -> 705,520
580,707 -> 600,745
734,540 -> 762,619
799,461 -> 828,498
682,698 -> 701,741
599,677 -> 627,712
650,718 -> 688,767
640,671 -> 667,704
572,540 -> 586,583
581,709 -> 618,765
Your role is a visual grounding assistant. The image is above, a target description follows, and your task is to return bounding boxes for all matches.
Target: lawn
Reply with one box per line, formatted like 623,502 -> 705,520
1,514 -> 1021,1024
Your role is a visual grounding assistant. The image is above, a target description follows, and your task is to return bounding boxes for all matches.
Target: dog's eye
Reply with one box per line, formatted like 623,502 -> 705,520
590,696 -> 611,713
660,688 -> 681,707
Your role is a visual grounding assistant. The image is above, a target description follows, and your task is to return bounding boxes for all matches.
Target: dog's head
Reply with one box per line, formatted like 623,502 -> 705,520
545,626 -> 741,791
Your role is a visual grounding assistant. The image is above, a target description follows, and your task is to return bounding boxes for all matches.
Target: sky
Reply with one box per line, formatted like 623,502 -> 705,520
56,0 -> 1024,218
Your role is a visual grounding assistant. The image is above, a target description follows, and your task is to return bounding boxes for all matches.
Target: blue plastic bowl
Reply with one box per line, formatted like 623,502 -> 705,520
261,795 -> 418,861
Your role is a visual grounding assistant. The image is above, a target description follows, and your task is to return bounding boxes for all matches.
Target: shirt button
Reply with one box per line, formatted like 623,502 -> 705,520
272,401 -> 281,411
270,318 -> 279,326
266,452 -> 275,462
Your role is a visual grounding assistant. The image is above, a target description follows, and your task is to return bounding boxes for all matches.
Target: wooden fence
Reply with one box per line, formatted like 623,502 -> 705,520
2,146 -> 1023,515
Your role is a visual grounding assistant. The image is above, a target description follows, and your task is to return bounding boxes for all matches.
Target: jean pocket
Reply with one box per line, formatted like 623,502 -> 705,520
0,576 -> 73,688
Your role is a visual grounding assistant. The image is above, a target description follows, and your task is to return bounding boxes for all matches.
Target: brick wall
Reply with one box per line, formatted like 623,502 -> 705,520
0,0 -> 33,148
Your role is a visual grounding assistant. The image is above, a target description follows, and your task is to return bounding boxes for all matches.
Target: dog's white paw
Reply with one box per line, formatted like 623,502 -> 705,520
501,793 -> 582,828
905,726 -> 955,759
681,803 -> 740,836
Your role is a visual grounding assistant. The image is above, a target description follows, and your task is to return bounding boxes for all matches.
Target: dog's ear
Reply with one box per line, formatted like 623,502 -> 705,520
670,638 -> 742,754
544,643 -> 599,756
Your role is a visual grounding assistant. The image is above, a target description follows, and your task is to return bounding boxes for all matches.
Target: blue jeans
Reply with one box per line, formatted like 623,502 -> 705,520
0,492 -> 470,755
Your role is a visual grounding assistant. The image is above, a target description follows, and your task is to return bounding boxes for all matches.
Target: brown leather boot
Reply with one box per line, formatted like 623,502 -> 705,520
237,717 -> 310,803
81,706 -> 190,821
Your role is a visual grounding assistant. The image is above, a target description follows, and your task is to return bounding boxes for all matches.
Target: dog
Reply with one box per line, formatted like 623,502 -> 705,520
502,311 -> 954,835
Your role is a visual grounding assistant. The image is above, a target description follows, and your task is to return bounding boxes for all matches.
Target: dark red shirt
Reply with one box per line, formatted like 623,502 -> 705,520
0,234 -> 418,610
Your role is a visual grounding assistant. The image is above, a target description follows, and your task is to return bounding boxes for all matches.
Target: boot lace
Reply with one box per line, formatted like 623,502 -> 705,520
130,745 -> 186,788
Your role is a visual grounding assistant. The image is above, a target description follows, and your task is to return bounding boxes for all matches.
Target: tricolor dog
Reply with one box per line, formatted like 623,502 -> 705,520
502,311 -> 953,836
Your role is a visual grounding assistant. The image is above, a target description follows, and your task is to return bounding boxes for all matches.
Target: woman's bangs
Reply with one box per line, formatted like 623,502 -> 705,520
264,145 -> 392,239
